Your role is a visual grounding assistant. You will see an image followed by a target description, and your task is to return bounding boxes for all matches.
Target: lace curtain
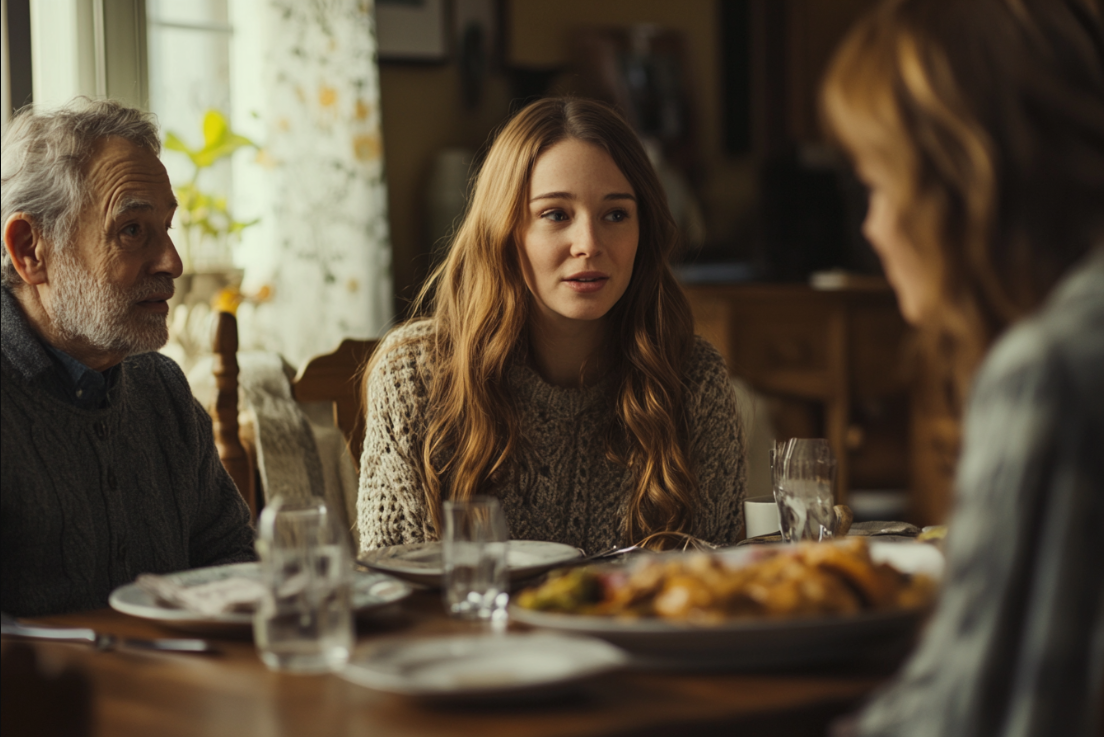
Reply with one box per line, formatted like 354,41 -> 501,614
233,0 -> 393,368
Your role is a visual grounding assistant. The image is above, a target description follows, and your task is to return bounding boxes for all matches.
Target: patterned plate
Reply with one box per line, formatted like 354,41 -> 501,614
109,562 -> 412,634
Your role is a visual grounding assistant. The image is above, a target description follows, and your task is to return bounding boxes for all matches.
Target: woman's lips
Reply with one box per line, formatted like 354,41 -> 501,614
564,272 -> 610,293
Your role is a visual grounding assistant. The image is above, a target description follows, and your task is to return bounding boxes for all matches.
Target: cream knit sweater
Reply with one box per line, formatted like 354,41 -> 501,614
356,321 -> 746,556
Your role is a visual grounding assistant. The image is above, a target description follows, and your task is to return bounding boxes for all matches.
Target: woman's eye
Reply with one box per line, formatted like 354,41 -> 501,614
541,210 -> 568,222
606,209 -> 629,222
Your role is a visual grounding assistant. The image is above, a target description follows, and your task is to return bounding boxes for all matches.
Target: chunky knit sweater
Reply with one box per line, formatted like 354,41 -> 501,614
356,321 -> 746,555
1,287 -> 256,616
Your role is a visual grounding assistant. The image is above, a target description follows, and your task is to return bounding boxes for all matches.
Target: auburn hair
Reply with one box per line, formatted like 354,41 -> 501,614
821,0 -> 1104,412
364,97 -> 698,547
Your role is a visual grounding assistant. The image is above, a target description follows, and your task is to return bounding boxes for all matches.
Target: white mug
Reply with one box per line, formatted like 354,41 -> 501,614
744,495 -> 782,538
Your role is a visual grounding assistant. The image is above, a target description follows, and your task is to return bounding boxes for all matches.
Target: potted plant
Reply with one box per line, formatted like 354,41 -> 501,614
162,110 -> 261,370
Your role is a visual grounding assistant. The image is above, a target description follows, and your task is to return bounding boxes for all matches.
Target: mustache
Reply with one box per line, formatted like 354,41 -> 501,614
130,276 -> 176,301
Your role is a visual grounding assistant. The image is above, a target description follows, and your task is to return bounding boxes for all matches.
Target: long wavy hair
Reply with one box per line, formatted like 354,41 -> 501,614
366,97 -> 698,546
821,0 -> 1104,412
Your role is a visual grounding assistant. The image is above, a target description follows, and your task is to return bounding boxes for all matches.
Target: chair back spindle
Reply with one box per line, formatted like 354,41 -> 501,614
212,312 -> 257,517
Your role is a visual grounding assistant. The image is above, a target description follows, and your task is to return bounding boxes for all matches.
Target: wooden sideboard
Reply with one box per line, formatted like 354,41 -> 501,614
684,281 -> 956,525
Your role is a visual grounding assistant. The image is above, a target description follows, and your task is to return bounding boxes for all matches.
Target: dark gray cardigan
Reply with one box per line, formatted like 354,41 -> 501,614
1,286 -> 256,616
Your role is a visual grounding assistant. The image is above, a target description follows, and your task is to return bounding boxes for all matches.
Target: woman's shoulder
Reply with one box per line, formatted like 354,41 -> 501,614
976,248 -> 1104,405
376,320 -> 434,360
684,335 -> 730,390
368,319 -> 436,389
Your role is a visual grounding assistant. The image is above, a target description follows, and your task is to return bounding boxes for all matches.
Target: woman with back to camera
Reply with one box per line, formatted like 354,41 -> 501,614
356,97 -> 746,556
821,0 -> 1104,735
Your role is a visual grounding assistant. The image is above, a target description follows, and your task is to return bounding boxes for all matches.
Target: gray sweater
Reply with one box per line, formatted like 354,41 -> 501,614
855,247 -> 1104,737
1,286 -> 256,616
357,321 -> 747,555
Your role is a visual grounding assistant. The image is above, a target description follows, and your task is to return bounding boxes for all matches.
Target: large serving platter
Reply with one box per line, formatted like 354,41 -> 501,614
110,562 -> 413,634
510,541 -> 944,669
341,632 -> 628,703
358,540 -> 582,587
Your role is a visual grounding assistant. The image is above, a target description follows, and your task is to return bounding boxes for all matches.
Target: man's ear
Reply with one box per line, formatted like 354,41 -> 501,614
3,214 -> 50,286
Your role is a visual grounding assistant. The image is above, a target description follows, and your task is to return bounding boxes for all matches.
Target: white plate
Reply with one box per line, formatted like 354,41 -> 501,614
109,562 -> 413,634
340,632 -> 628,702
510,541 -> 943,669
358,540 -> 582,587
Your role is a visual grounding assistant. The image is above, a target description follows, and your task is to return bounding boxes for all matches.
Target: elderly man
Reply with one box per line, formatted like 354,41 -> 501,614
1,99 -> 255,616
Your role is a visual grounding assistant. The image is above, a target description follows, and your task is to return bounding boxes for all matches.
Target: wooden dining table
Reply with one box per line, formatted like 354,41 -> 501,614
0,589 -> 907,737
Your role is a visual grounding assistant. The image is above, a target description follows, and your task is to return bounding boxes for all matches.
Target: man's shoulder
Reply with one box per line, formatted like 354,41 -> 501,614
1,286 -> 55,382
119,351 -> 197,406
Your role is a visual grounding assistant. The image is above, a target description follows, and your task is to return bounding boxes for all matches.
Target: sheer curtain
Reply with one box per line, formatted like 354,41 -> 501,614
147,0 -> 393,369
231,0 -> 393,368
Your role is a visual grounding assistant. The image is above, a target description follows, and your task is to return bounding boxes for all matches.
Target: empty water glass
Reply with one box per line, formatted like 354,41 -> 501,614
772,438 -> 838,543
442,496 -> 509,624
254,496 -> 354,673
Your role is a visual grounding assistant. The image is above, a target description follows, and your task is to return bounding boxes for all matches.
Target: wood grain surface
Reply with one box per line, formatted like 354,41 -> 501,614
1,591 -> 895,737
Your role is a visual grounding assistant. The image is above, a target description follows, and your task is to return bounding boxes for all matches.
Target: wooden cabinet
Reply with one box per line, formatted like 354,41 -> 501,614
684,282 -> 953,520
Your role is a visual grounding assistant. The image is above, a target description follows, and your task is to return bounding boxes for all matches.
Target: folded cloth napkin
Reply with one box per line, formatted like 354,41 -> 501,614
136,574 -> 268,616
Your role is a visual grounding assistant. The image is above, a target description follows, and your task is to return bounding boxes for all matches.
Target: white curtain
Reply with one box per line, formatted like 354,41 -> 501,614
231,0 -> 393,369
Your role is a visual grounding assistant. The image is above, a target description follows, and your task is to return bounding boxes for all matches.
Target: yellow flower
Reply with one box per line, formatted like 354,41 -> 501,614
213,286 -> 244,315
355,99 -> 371,120
319,86 -> 338,108
353,133 -> 381,162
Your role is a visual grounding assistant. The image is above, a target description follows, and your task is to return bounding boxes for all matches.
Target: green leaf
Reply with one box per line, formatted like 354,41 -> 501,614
193,134 -> 257,169
227,218 -> 260,235
163,131 -> 195,156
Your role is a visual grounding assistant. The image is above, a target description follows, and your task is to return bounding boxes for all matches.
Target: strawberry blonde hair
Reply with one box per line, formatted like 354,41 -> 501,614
821,0 -> 1104,412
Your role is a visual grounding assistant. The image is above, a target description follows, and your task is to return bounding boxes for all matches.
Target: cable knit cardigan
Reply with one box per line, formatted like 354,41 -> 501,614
1,286 -> 256,616
356,321 -> 746,556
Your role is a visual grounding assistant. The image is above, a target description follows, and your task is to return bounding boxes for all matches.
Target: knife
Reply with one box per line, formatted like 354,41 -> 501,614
1,613 -> 217,654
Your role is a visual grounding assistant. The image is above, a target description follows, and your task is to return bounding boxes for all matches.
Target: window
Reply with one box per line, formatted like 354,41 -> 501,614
144,0 -> 392,368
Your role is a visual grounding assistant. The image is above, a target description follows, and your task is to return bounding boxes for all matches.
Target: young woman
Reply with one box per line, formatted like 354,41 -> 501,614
356,98 -> 746,556
821,0 -> 1104,735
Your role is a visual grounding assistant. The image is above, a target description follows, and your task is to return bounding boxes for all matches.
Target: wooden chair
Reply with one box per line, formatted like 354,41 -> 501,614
211,316 -> 376,519
211,312 -> 257,517
290,338 -> 378,474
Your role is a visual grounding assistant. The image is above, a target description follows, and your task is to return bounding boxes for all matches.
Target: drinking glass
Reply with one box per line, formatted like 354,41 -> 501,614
442,496 -> 510,624
772,438 -> 838,543
254,496 -> 354,673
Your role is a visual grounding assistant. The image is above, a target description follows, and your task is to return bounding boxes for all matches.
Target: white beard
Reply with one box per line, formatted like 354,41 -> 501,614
49,249 -> 174,357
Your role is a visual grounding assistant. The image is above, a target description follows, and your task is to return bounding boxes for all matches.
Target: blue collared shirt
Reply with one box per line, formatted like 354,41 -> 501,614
43,345 -> 114,409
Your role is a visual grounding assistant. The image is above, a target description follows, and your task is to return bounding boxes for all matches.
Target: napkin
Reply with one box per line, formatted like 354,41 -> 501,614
136,574 -> 268,617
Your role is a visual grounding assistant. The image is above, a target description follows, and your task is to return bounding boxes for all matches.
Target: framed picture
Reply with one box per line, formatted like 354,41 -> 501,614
376,0 -> 449,63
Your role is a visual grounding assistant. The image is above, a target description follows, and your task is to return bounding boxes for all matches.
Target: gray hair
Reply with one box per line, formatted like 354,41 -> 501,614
1,97 -> 162,289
